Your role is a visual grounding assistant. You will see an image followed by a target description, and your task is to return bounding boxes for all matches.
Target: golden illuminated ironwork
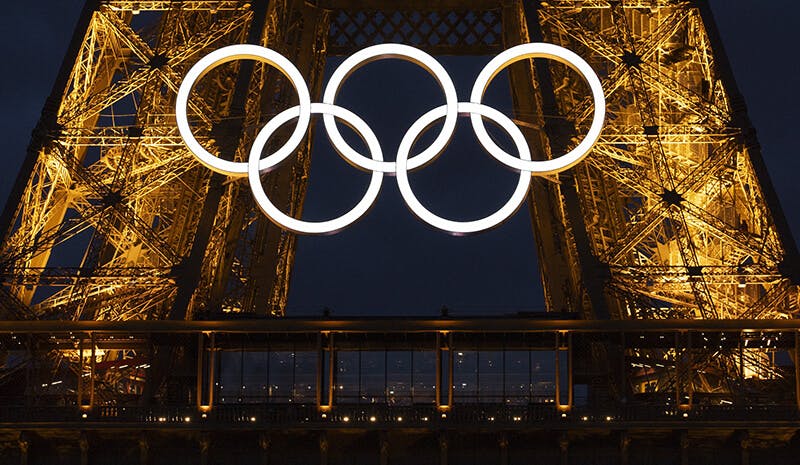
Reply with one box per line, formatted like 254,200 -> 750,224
0,0 -> 798,436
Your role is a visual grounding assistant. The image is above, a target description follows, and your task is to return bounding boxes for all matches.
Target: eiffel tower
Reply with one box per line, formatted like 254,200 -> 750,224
0,1 -> 799,464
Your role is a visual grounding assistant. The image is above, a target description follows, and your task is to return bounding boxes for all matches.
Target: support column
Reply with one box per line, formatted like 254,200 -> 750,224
319,432 -> 329,465
499,434 -> 509,465
318,333 -> 334,410
259,432 -> 270,465
436,332 -> 452,409
558,433 -> 569,465
139,433 -> 149,465
18,432 -> 30,465
795,331 -> 800,411
89,333 -> 96,410
79,432 -> 89,465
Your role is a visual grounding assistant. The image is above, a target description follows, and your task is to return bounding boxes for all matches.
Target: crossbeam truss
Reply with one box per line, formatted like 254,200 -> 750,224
0,0 -> 798,407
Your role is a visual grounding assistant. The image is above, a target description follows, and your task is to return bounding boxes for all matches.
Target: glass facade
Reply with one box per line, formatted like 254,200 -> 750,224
217,348 -> 557,405
217,350 -> 317,404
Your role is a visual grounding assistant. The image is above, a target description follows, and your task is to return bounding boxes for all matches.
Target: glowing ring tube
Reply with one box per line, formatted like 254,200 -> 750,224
322,44 -> 459,174
248,103 -> 384,235
176,44 -> 311,177
395,102 -> 532,235
470,43 -> 605,175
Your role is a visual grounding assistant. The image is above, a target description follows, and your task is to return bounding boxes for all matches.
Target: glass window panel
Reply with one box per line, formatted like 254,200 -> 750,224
453,350 -> 478,403
217,351 -> 242,404
440,351 -> 450,406
268,351 -> 293,402
386,351 -> 412,405
504,351 -> 530,404
558,349 -> 569,406
242,351 -> 268,402
321,349 -> 331,405
360,351 -> 386,404
335,351 -> 359,403
412,351 -> 436,404
531,351 -> 556,403
574,384 -> 588,407
293,351 -> 317,404
478,351 -> 503,403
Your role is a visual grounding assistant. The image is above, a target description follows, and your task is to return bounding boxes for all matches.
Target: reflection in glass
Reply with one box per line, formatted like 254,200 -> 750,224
293,351 -> 316,404
269,352 -> 293,402
532,351 -> 556,403
504,351 -> 530,404
361,351 -> 386,404
413,351 -> 436,404
453,351 -> 478,403
479,351 -> 503,403
387,351 -> 412,405
336,351 -> 359,403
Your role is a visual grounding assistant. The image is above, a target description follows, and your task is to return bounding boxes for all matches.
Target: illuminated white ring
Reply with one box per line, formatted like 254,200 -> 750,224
248,103 -> 383,235
322,44 -> 458,174
395,102 -> 532,235
176,44 -> 311,177
470,43 -> 605,174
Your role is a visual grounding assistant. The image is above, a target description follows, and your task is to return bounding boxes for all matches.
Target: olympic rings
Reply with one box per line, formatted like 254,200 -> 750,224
470,43 -> 605,174
322,44 -> 459,174
248,103 -> 384,235
396,102 -> 532,235
176,43 -> 605,235
176,44 -> 311,177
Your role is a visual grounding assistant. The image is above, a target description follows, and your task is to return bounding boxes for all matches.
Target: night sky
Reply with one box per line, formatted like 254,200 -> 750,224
0,1 -> 797,317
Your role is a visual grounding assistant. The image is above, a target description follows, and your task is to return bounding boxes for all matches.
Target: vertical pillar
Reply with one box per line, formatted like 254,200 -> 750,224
318,333 -> 334,410
319,432 -> 329,465
79,432 -> 89,465
208,333 -> 216,408
499,434 -> 509,465
139,433 -> 149,465
199,434 -> 211,465
558,433 -> 569,465
555,332 -> 573,410
439,433 -> 448,465
675,332 -> 682,407
196,332 -> 216,410
436,332 -> 452,409
77,336 -> 84,407
196,333 -> 204,410
89,333 -> 96,410
676,332 -> 692,409
795,331 -> 800,410
379,432 -> 389,465
567,333 -> 573,408
555,335 -> 560,406
259,432 -> 270,465
18,432 -> 30,465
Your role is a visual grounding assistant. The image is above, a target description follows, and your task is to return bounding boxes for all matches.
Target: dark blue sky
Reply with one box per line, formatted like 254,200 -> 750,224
0,1 -> 797,316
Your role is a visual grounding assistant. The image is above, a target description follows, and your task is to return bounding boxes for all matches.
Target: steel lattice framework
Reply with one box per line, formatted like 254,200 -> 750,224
0,0 -> 799,410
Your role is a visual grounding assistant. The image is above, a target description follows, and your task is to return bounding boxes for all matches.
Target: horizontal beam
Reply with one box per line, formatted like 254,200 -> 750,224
0,404 -> 799,431
318,0 -> 502,10
0,317 -> 799,333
